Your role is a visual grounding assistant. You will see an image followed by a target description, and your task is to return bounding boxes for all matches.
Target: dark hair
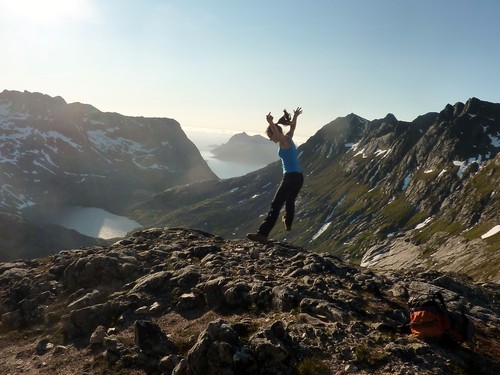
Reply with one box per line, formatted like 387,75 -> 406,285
266,124 -> 283,137
277,109 -> 292,125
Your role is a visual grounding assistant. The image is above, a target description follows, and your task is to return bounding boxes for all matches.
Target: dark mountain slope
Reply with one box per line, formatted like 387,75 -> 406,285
0,211 -> 107,260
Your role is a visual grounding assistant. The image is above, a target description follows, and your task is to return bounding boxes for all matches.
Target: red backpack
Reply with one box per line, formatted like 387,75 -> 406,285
408,291 -> 475,344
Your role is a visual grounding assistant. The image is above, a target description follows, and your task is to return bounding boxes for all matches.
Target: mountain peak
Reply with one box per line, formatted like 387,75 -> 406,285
383,112 -> 398,122
210,132 -> 278,165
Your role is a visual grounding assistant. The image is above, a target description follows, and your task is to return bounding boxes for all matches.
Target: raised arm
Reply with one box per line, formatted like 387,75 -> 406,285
266,112 -> 290,147
286,107 -> 302,138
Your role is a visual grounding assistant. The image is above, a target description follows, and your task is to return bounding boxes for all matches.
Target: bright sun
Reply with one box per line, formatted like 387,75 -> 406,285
1,0 -> 93,25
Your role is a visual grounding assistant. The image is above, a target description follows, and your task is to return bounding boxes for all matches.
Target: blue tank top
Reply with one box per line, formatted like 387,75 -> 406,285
278,138 -> 301,174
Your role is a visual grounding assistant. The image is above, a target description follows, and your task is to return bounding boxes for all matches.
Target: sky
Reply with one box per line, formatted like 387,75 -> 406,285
1,0 -> 500,141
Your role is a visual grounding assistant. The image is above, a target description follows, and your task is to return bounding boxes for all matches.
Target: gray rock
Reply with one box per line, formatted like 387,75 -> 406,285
185,319 -> 243,375
223,282 -> 252,308
63,255 -> 134,291
200,276 -> 226,310
36,338 -> 53,355
89,325 -> 107,345
62,302 -> 123,338
299,298 -> 343,322
0,227 -> 499,375
130,271 -> 173,294
134,320 -> 176,357
68,289 -> 102,310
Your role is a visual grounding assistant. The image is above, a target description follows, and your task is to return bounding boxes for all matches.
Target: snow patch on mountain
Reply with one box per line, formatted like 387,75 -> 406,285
481,225 -> 500,239
311,222 -> 331,241
415,217 -> 433,230
489,133 -> 500,147
402,174 -> 411,190
374,148 -> 391,158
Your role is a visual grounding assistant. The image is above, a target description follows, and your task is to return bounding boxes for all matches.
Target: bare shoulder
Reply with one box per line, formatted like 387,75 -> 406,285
279,135 -> 293,148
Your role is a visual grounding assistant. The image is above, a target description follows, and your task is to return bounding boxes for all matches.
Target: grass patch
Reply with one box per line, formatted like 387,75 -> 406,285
353,344 -> 388,368
413,219 -> 463,243
485,235 -> 500,252
420,245 -> 435,259
406,211 -> 430,229
469,161 -> 499,199
414,168 -> 439,181
380,195 -> 414,226
295,357 -> 330,375
462,223 -> 499,240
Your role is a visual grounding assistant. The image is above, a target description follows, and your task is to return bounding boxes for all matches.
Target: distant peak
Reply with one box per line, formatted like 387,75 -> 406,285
463,97 -> 482,115
383,113 -> 398,122
1,89 -> 67,106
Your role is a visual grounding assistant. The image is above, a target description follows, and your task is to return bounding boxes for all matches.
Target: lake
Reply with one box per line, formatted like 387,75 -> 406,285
53,206 -> 141,239
47,131 -> 271,238
183,128 -> 274,178
45,151 -> 265,239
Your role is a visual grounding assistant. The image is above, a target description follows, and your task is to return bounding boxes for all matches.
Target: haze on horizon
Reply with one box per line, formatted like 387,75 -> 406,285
1,0 -> 499,141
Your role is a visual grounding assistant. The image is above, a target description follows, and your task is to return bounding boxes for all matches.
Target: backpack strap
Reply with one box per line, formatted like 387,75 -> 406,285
433,291 -> 447,310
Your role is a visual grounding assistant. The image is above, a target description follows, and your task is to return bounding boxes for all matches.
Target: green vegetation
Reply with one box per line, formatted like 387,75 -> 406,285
413,168 -> 439,181
485,234 -> 500,252
462,223 -> 498,240
380,195 -> 414,226
295,358 -> 330,375
353,344 -> 388,368
420,245 -> 435,259
470,162 -> 498,200
349,230 -> 378,258
413,218 -> 463,243
406,211 -> 430,229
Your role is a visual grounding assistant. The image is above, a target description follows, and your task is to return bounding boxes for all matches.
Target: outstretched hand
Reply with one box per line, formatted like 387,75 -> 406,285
266,112 -> 274,124
293,107 -> 303,118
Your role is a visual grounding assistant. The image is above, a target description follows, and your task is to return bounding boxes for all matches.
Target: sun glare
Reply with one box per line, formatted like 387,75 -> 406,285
1,0 -> 93,25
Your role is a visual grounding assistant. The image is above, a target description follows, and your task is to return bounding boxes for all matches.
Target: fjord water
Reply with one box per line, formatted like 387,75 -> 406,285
201,150 -> 271,179
185,128 -> 273,179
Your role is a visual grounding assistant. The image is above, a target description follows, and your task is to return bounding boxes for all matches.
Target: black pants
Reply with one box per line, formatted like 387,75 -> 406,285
258,172 -> 304,236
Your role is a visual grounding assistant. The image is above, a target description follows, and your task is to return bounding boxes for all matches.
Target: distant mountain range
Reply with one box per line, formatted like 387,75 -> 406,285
131,98 -> 499,283
1,91 -> 498,282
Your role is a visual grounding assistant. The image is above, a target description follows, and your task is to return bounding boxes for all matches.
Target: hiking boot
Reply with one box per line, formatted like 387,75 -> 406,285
246,232 -> 268,244
282,216 -> 291,231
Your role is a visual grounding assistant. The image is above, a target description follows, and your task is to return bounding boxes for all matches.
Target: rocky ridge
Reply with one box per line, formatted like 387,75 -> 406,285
1,227 -> 499,374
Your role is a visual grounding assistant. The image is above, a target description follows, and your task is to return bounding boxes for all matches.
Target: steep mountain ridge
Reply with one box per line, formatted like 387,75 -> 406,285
132,98 -> 499,282
0,90 -> 217,212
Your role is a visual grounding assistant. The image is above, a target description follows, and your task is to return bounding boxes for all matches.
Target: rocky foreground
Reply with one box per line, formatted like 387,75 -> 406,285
0,227 -> 499,374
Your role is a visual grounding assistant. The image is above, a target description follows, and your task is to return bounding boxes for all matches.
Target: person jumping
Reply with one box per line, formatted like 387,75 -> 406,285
247,107 -> 304,244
